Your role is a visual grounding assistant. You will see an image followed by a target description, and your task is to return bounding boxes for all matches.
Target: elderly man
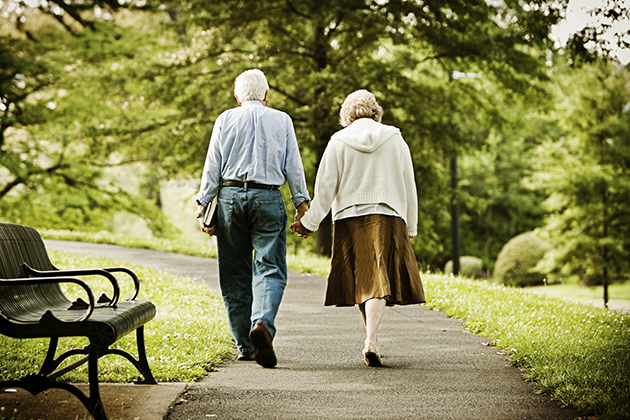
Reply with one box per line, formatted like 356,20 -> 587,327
196,69 -> 310,368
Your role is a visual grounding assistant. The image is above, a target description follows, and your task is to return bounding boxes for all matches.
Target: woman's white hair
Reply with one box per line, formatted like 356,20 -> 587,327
339,89 -> 383,127
234,69 -> 269,102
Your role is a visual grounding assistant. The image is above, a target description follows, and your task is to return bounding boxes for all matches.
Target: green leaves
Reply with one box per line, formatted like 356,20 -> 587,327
0,8 -> 186,234
4,0 -> 617,269
528,61 -> 630,286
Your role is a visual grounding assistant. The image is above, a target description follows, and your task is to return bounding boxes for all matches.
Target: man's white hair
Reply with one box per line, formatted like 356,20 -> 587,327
339,89 -> 383,127
234,69 -> 269,102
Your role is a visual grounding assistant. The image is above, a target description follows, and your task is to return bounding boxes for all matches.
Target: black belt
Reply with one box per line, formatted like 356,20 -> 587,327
221,181 -> 279,190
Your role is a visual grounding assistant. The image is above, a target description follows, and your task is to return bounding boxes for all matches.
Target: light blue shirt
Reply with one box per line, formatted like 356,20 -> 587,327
196,100 -> 310,208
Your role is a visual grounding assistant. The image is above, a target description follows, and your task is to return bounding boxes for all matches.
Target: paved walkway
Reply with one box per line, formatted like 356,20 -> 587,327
4,240 -> 583,419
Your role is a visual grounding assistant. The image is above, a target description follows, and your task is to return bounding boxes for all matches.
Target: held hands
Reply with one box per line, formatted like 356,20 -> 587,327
291,220 -> 312,238
291,201 -> 312,238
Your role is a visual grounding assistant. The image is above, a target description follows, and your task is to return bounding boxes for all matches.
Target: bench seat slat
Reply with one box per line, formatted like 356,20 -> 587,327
2,300 -> 156,345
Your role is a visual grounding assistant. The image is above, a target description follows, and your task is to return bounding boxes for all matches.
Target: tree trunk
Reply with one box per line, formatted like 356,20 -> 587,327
603,266 -> 609,308
316,212 -> 333,257
311,18 -> 333,257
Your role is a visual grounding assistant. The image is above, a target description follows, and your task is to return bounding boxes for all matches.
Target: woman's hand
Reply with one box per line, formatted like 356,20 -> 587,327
291,201 -> 312,238
291,220 -> 312,238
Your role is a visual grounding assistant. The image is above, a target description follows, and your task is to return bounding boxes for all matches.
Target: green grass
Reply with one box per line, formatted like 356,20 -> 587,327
424,274 -> 630,420
0,251 -> 233,383
287,251 -> 331,276
529,282 -> 630,310
42,229 -> 217,259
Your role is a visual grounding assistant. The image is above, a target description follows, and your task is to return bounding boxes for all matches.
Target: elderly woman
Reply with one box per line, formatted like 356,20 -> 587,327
291,89 -> 425,367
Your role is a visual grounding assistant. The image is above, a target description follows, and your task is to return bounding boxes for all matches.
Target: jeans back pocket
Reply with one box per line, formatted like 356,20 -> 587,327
254,199 -> 286,231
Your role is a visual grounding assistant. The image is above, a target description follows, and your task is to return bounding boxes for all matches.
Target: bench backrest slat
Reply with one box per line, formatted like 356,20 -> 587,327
0,223 -> 69,323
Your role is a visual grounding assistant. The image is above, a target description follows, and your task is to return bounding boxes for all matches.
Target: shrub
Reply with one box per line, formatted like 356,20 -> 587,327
494,232 -> 551,287
444,256 -> 484,279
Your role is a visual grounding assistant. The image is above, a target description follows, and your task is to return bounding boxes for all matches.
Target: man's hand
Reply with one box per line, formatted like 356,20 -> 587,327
290,220 -> 312,238
294,201 -> 308,223
200,222 -> 216,236
291,201 -> 311,238
197,205 -> 216,236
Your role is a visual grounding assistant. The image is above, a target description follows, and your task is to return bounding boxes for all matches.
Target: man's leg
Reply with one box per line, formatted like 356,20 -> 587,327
249,191 -> 288,337
216,188 -> 256,353
247,191 -> 287,367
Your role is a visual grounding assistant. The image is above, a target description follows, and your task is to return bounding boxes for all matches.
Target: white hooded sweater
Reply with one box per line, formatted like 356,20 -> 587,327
300,118 -> 418,237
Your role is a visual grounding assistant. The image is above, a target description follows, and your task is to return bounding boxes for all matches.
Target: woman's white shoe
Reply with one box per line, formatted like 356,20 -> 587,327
362,342 -> 383,367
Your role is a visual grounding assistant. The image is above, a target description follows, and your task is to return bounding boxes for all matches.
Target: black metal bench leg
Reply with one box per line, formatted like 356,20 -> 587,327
102,326 -> 157,384
87,346 -> 108,420
39,337 -> 59,376
0,348 -> 109,420
135,326 -> 157,384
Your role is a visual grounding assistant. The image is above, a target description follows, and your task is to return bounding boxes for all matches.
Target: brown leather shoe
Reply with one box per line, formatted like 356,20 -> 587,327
249,322 -> 277,368
237,350 -> 256,361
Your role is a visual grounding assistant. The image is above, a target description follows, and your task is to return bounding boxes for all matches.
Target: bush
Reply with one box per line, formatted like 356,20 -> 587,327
444,256 -> 484,279
494,232 -> 551,287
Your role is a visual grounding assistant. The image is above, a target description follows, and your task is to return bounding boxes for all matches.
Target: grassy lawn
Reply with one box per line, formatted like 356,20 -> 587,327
43,229 -> 218,259
529,282 -> 630,311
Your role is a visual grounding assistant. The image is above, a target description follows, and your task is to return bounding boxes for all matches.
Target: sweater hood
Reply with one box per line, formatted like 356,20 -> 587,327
331,118 -> 400,153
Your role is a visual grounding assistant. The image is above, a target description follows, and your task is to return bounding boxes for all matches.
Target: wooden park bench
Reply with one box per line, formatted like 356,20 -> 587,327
0,222 -> 157,420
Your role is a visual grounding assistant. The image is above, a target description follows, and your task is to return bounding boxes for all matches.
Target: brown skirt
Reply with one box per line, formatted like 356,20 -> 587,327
325,214 -> 425,306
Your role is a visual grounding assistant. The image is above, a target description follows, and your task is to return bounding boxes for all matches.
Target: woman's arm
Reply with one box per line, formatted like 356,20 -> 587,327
298,141 -> 340,232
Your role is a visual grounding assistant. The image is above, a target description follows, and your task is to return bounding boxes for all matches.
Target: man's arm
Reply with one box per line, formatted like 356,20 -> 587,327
196,116 -> 223,207
284,115 -> 311,207
195,115 -> 223,237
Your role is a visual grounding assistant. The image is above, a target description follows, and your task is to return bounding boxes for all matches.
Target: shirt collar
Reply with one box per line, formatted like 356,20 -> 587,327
242,100 -> 264,107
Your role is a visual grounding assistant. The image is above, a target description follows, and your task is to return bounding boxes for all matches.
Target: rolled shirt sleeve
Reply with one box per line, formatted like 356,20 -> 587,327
284,114 -> 310,208
196,115 -> 223,207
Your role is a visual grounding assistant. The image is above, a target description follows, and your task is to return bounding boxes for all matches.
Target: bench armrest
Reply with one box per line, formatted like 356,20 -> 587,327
0,276 -> 95,322
103,267 -> 140,301
22,264 -> 120,306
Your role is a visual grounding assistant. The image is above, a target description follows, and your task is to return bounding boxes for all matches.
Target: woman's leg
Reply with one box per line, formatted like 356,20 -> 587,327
358,302 -> 367,327
360,298 -> 386,366
363,298 -> 386,345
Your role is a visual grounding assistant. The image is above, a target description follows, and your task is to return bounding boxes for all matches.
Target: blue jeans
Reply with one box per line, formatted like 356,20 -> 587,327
215,187 -> 288,353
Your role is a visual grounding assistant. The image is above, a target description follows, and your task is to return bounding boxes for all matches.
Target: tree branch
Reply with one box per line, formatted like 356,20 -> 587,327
268,83 -> 308,107
0,177 -> 23,200
48,0 -> 95,30
285,0 -> 310,19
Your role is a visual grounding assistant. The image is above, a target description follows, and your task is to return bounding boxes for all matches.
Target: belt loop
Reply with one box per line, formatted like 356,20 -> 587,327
243,181 -> 248,191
